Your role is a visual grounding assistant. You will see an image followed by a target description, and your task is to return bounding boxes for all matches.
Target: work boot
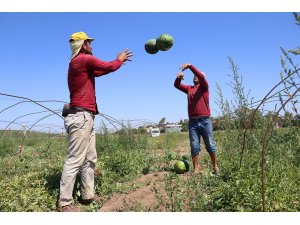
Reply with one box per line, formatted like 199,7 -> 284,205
79,194 -> 101,205
59,204 -> 81,212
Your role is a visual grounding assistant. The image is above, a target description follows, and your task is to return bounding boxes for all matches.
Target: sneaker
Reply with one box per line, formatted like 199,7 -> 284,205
59,204 -> 81,212
80,194 -> 101,205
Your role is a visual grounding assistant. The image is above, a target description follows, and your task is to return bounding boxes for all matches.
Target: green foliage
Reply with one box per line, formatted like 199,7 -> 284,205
293,12 -> 300,26
213,127 -> 299,211
149,132 -> 186,150
159,128 -> 300,212
0,138 -> 18,157
0,129 -> 154,211
0,137 -> 64,211
179,119 -> 188,132
0,128 -> 299,211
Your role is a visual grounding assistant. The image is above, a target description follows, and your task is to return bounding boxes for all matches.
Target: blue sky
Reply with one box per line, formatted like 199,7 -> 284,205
0,12 -> 299,132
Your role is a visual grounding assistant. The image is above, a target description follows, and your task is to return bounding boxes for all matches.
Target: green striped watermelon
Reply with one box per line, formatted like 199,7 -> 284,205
174,159 -> 189,174
156,34 -> 174,51
145,39 -> 159,54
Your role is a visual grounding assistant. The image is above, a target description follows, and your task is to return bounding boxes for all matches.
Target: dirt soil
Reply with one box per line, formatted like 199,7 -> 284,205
98,140 -> 191,212
99,171 -> 168,212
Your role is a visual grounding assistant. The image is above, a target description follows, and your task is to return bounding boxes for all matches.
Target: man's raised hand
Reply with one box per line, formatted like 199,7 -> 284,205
177,72 -> 184,80
117,48 -> 133,63
180,63 -> 191,71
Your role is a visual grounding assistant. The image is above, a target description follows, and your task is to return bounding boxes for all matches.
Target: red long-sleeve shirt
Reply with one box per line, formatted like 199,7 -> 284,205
68,53 -> 123,114
174,65 -> 211,118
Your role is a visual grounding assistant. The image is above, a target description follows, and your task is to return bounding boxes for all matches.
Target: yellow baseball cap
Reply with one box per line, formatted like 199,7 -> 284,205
69,31 -> 94,42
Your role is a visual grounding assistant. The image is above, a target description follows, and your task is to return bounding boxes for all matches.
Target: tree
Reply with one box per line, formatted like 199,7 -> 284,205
292,114 -> 300,127
179,119 -> 189,132
158,117 -> 166,125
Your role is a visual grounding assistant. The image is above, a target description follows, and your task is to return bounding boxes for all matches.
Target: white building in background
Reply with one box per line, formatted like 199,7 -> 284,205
165,124 -> 182,133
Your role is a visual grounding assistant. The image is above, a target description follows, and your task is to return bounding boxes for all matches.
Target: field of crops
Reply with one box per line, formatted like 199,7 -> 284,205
0,127 -> 299,212
1,13 -> 299,213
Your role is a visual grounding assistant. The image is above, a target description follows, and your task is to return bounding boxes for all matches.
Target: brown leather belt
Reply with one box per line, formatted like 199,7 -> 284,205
69,107 -> 94,115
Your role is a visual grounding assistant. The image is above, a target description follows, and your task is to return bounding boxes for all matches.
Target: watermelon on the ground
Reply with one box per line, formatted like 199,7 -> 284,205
174,160 -> 187,174
156,34 -> 174,51
182,154 -> 190,161
182,159 -> 190,172
145,39 -> 159,54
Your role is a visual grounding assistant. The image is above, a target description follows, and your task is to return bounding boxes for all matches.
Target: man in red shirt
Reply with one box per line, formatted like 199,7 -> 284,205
58,31 -> 133,212
174,63 -> 219,175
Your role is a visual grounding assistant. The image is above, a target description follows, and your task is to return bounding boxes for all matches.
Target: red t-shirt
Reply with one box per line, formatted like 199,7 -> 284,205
68,53 -> 123,114
174,65 -> 211,118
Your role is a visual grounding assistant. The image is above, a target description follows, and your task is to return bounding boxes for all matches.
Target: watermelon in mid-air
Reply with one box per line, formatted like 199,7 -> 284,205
145,39 -> 159,54
156,34 -> 174,51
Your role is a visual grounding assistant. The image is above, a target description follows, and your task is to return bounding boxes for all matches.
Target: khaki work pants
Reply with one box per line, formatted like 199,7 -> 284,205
58,111 -> 97,208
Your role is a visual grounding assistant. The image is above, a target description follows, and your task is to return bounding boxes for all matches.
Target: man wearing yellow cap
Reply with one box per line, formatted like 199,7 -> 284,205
58,31 -> 133,212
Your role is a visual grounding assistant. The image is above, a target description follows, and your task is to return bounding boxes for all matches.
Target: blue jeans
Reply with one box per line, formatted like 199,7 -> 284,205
189,117 -> 216,156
